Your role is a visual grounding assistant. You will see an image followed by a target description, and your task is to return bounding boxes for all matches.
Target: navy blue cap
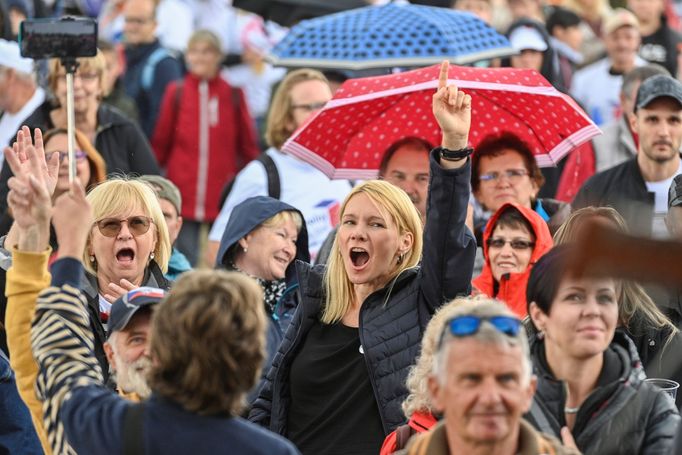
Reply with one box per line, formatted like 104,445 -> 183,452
108,287 -> 165,336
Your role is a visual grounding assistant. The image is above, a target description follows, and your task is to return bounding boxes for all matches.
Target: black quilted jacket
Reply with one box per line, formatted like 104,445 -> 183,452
248,151 -> 476,435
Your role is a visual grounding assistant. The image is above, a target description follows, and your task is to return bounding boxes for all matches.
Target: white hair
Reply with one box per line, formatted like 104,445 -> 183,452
431,299 -> 532,386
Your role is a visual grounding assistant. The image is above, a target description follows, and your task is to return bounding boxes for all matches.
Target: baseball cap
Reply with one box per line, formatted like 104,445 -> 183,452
509,26 -> 548,52
0,39 -> 34,75
108,287 -> 166,336
139,175 -> 182,214
669,175 -> 682,209
635,74 -> 682,112
602,8 -> 639,36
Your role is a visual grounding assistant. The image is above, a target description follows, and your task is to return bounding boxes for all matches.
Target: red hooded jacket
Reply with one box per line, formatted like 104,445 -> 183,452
472,202 -> 553,317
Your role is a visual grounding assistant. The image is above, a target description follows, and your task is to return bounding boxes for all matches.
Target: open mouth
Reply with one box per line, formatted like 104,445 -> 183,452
350,247 -> 370,267
116,248 -> 135,264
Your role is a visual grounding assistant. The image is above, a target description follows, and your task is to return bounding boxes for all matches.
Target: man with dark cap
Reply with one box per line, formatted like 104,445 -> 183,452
103,287 -> 165,400
139,175 -> 191,279
574,74 -> 682,238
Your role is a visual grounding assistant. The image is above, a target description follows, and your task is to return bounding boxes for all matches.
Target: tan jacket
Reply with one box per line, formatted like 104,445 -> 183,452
397,419 -> 581,455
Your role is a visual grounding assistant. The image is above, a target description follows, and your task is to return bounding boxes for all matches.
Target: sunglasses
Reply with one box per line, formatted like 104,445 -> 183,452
49,150 -> 87,163
486,238 -> 535,250
439,315 -> 523,347
95,216 -> 153,238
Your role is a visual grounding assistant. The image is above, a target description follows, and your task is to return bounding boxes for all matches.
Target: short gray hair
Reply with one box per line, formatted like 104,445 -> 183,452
431,298 -> 532,385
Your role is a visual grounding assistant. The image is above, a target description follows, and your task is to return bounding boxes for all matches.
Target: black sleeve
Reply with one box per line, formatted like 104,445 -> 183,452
419,150 -> 477,312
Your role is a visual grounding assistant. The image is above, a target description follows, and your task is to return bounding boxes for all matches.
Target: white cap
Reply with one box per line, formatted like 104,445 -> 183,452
0,39 -> 34,75
509,26 -> 548,52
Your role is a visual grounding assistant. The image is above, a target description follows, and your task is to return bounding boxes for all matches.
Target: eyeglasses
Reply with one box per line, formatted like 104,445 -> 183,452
124,16 -> 155,25
291,101 -> 327,112
56,72 -> 100,82
439,315 -> 523,347
486,238 -> 535,250
48,150 -> 87,163
479,169 -> 529,184
95,216 -> 153,238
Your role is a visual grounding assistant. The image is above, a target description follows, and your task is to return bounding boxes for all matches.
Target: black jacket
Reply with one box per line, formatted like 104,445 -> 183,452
248,151 -> 476,435
82,260 -> 171,384
216,196 -> 310,400
526,332 -> 680,454
572,157 -> 658,236
0,102 -> 160,217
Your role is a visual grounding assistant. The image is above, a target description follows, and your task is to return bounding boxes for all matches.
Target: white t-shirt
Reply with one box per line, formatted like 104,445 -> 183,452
0,87 -> 45,168
645,160 -> 682,238
571,56 -> 646,126
209,148 -> 353,260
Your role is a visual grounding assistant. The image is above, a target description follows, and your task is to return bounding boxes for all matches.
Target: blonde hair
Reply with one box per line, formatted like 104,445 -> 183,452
84,178 -> 171,275
149,270 -> 266,416
48,50 -> 107,98
322,180 -> 423,324
554,207 -> 678,341
187,29 -> 223,55
261,210 -> 303,232
265,68 -> 328,150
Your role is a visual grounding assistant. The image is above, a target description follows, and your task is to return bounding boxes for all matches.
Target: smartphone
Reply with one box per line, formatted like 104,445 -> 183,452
19,17 -> 98,60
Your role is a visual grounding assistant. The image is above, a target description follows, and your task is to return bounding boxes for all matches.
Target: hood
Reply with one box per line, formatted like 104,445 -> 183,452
472,202 -> 553,317
216,196 -> 310,283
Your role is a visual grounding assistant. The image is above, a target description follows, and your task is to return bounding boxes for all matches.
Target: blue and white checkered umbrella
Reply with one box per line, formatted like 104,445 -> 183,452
267,3 -> 516,70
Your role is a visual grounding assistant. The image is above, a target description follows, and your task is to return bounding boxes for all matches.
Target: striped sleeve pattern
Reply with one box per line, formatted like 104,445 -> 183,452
31,284 -> 104,455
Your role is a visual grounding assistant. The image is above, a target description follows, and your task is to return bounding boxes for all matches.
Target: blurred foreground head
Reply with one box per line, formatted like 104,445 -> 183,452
148,270 -> 266,416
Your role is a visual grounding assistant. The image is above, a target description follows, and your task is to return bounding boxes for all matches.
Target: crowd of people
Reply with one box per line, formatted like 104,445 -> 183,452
2,0 -> 682,454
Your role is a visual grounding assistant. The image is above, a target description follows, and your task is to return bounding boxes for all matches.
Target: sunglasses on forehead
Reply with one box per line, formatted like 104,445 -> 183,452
94,216 -> 153,238
438,315 -> 523,347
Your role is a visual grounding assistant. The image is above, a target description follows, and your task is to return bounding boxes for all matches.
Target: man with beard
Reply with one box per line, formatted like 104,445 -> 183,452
574,74 -> 682,238
103,287 -> 164,400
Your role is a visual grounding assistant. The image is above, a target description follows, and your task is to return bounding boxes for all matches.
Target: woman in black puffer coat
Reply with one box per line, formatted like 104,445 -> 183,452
525,246 -> 680,455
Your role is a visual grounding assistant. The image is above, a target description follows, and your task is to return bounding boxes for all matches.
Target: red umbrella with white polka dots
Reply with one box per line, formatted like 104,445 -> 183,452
282,63 -> 601,180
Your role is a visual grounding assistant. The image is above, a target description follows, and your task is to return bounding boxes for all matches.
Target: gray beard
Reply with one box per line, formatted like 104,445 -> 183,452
111,351 -> 152,399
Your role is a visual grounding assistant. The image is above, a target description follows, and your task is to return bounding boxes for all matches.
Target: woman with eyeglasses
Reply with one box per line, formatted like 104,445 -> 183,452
0,51 -> 160,228
249,63 -> 476,455
473,202 -> 553,317
525,245 -> 680,454
81,177 -> 171,381
471,132 -> 570,241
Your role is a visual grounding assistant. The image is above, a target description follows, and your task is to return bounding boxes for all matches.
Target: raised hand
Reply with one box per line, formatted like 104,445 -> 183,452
52,180 -> 93,260
103,279 -> 138,304
432,61 -> 472,151
3,126 -> 60,197
7,175 -> 52,230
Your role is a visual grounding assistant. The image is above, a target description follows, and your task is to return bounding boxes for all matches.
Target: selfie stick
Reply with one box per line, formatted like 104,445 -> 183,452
62,58 -> 78,185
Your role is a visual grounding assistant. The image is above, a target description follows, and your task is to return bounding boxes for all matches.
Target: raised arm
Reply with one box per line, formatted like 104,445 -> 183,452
419,62 -> 477,310
4,127 -> 56,455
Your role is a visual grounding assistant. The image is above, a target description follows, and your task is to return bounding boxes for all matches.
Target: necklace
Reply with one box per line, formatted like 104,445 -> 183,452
564,406 -> 579,414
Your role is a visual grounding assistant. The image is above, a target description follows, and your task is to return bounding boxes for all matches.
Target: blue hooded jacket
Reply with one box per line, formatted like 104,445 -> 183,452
216,196 -> 310,401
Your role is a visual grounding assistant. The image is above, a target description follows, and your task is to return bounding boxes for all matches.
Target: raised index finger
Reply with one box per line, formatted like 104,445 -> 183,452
438,60 -> 449,90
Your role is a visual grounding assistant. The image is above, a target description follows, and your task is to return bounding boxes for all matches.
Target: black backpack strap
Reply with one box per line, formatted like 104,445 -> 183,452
260,153 -> 280,199
394,423 -> 416,451
217,153 -> 280,210
122,402 -> 146,455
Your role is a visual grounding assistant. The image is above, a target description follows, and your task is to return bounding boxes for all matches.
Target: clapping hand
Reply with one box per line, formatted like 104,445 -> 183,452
432,61 -> 472,152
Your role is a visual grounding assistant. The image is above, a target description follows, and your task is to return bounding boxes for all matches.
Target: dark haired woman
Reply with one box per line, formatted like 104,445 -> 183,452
526,245 -> 680,454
